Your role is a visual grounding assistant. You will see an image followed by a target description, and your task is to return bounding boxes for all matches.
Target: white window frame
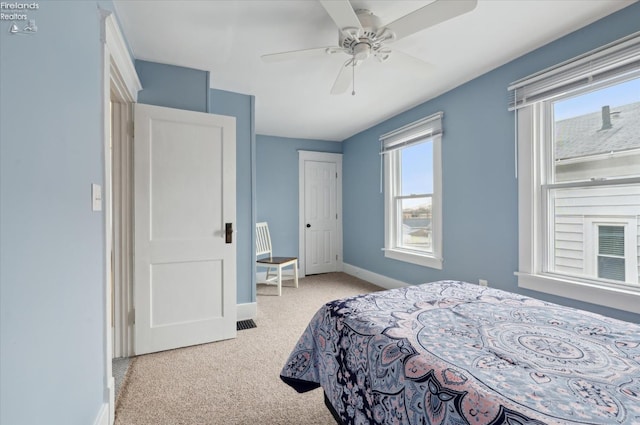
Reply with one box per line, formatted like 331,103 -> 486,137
516,103 -> 640,314
383,117 -> 442,269
513,31 -> 640,314
584,217 -> 638,284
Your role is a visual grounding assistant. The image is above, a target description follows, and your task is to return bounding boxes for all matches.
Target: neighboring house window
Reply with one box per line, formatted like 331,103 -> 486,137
382,112 -> 442,269
584,217 -> 638,284
597,225 -> 626,281
510,33 -> 640,313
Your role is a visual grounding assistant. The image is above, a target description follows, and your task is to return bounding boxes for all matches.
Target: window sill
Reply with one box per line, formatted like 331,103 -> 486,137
516,272 -> 640,314
384,248 -> 443,270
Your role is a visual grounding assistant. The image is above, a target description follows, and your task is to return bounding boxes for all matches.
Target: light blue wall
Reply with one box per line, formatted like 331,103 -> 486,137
256,135 -> 342,257
0,1 -> 111,424
136,60 -> 209,113
210,89 -> 256,304
342,2 -> 640,323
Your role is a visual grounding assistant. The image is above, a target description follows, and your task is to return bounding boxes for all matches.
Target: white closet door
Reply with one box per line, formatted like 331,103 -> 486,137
304,160 -> 338,275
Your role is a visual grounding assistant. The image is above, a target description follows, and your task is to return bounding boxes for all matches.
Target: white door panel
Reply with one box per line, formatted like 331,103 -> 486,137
134,103 -> 236,355
304,160 -> 337,275
149,120 -> 222,240
150,260 -> 223,326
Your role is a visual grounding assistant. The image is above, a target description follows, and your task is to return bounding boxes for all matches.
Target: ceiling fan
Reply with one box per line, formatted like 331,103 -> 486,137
261,0 -> 478,95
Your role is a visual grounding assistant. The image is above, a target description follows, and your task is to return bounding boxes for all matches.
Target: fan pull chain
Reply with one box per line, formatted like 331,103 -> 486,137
352,57 -> 356,96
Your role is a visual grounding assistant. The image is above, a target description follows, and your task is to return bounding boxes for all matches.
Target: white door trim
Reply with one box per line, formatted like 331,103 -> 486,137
298,150 -> 343,277
102,10 -> 141,103
101,8 -> 141,425
111,101 -> 135,359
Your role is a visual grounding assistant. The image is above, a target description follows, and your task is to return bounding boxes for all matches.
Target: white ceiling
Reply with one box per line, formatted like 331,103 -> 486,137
114,0 -> 635,141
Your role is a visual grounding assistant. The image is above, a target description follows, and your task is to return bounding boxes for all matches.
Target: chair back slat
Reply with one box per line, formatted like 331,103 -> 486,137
256,222 -> 272,257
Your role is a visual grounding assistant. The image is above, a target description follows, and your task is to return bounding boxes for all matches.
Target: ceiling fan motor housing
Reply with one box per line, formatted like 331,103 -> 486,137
339,10 -> 391,61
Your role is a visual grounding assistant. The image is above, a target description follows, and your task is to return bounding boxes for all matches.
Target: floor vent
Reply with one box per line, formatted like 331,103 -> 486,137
237,319 -> 257,331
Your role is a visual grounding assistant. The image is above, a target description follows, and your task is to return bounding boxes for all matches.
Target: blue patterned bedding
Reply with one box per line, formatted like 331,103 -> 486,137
280,281 -> 640,425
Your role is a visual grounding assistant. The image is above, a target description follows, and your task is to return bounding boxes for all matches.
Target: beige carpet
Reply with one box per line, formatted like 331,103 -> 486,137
114,272 -> 382,425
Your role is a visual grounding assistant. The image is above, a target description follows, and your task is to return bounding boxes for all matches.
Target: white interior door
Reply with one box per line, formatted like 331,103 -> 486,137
304,159 -> 339,275
134,103 -> 236,355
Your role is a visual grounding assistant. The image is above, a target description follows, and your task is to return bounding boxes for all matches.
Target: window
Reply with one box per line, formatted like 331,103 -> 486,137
382,112 -> 442,269
584,217 -> 638,285
511,32 -> 640,313
598,225 -> 625,281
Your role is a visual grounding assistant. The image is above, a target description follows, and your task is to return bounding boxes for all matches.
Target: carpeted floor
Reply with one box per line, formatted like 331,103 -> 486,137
114,272 -> 382,425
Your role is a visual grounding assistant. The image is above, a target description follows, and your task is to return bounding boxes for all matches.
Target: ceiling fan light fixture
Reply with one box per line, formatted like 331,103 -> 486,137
353,42 -> 371,60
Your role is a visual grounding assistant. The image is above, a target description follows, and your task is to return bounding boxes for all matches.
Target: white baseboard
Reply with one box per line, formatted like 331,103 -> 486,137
93,403 -> 109,425
108,376 -> 115,425
237,302 -> 257,321
343,263 -> 409,290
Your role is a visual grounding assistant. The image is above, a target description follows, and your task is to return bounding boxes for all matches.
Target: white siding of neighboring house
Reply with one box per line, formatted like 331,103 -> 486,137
556,152 -> 640,183
553,185 -> 640,283
554,214 -> 585,276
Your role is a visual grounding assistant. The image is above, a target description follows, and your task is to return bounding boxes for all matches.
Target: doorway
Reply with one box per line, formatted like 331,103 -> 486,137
110,93 -> 135,405
111,97 -> 134,360
102,9 -> 142,425
298,151 -> 343,277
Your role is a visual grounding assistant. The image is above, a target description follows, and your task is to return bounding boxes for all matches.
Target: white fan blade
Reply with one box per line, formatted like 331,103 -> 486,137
261,46 -> 344,63
319,0 -> 362,33
385,50 -> 435,74
385,0 -> 477,41
331,59 -> 358,95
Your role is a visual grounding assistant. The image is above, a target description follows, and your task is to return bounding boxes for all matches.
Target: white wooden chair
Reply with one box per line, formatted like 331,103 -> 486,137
256,222 -> 298,296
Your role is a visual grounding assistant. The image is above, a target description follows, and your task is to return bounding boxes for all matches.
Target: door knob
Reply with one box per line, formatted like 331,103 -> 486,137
306,224 -> 311,228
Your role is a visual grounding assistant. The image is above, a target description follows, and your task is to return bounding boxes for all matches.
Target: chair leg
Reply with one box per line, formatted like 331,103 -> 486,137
265,266 -> 273,281
277,265 -> 282,296
294,260 -> 298,288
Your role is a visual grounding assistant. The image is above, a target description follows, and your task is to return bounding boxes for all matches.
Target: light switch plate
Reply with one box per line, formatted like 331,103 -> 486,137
92,183 -> 102,211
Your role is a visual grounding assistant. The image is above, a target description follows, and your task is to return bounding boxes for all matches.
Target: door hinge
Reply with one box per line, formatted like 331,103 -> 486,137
336,254 -> 338,260
128,121 -> 134,137
130,308 -> 135,325
336,172 -> 338,178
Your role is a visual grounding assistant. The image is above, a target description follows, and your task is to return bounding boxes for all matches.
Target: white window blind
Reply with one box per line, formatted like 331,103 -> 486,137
598,225 -> 626,282
508,31 -> 640,111
380,112 -> 443,153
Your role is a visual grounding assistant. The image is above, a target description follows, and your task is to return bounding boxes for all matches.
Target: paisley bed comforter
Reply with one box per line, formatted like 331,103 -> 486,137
280,281 -> 640,425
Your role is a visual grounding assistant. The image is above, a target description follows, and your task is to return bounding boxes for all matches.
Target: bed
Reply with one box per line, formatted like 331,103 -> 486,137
280,281 -> 640,425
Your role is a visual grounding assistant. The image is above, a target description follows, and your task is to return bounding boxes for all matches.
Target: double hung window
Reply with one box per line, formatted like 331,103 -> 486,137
382,112 -> 442,269
511,33 -> 640,312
